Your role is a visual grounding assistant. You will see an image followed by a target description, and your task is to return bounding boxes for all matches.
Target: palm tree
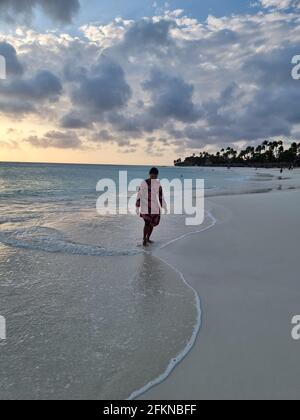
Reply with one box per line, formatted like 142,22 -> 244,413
175,140 -> 300,167
256,145 -> 262,154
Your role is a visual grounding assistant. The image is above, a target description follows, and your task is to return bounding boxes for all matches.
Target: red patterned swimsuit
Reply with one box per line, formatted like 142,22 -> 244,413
136,179 -> 165,227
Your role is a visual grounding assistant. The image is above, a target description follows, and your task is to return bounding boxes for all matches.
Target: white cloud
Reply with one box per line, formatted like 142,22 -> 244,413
0,0 -> 80,24
80,19 -> 133,48
260,0 -> 300,9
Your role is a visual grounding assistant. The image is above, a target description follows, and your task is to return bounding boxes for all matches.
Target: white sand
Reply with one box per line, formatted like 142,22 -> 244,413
139,190 -> 300,400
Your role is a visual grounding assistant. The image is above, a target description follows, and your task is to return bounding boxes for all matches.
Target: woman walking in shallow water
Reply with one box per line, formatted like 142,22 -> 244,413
136,167 -> 167,247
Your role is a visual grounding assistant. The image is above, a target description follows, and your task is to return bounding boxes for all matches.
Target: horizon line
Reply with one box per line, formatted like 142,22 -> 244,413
0,160 -> 173,167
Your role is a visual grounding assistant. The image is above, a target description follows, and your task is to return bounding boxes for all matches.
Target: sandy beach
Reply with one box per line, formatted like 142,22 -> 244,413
139,189 -> 300,400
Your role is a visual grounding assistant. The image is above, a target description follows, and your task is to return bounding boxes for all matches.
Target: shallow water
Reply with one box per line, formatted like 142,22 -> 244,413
1,163 -> 300,399
0,244 -> 200,400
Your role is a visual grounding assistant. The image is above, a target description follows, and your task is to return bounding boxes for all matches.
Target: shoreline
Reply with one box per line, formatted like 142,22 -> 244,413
129,211 -> 217,400
138,189 -> 300,400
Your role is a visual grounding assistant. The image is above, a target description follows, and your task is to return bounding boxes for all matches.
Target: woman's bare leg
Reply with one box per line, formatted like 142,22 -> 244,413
147,226 -> 154,243
143,223 -> 150,246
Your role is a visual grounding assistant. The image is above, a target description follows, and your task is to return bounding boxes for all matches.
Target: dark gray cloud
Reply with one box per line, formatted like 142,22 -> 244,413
95,129 -> 115,142
0,100 -> 36,115
0,42 -> 24,76
90,129 -> 136,147
159,38 -> 300,150
242,44 -> 299,88
143,69 -> 202,123
25,131 -> 82,149
71,60 -> 132,116
106,111 -> 161,135
0,70 -> 62,100
41,0 -> 80,23
60,113 -> 91,129
121,19 -> 175,53
190,44 -> 300,146
0,70 -> 62,115
0,0 -> 80,24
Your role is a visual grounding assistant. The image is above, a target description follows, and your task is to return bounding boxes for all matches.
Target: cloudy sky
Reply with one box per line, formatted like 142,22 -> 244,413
0,0 -> 299,165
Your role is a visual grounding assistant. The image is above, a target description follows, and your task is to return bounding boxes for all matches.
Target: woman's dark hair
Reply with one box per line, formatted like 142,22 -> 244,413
149,167 -> 159,176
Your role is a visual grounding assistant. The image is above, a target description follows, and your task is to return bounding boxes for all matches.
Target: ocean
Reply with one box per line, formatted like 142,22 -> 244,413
0,162 -> 298,399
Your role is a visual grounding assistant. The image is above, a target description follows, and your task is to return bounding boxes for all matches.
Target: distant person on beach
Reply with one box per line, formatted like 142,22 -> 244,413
136,167 -> 167,247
